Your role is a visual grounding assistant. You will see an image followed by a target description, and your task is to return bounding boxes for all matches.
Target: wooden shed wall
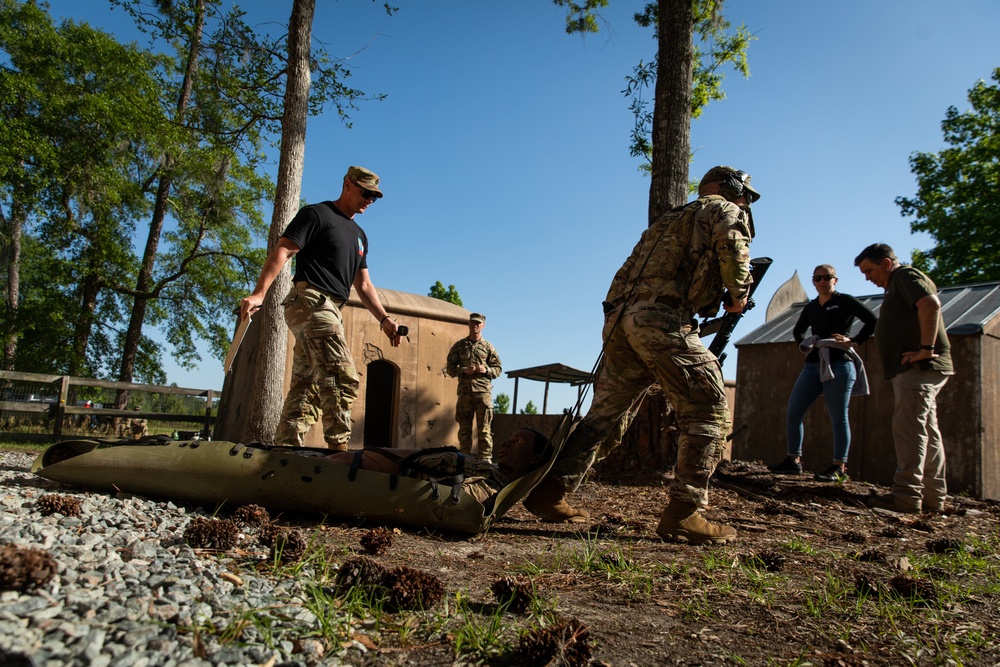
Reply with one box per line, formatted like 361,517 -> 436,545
732,333 -> 997,499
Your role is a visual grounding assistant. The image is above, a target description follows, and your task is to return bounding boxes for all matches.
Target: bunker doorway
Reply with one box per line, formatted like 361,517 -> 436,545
364,360 -> 399,447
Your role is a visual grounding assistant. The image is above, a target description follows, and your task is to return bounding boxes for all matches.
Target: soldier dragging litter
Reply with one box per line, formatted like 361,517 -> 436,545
523,165 -> 761,546
446,313 -> 502,462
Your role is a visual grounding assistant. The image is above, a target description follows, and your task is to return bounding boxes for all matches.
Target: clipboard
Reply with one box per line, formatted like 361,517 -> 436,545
223,315 -> 252,373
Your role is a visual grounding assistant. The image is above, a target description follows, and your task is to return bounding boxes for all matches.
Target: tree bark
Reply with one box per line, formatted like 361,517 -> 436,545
0,198 -> 23,371
70,272 -> 102,379
217,0 -> 314,443
598,0 -> 694,479
648,0 -> 694,221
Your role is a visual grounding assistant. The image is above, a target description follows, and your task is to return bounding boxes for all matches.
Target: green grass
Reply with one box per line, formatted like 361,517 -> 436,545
0,440 -> 45,453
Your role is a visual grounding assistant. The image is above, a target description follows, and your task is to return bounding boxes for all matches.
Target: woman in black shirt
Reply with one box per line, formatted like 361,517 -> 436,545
768,264 -> 877,481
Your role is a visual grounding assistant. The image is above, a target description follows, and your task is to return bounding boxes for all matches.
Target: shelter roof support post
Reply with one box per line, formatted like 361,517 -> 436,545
203,390 -> 214,440
512,378 -> 519,414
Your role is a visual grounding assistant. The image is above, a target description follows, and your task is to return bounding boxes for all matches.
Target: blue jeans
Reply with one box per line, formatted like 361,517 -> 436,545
786,360 -> 856,463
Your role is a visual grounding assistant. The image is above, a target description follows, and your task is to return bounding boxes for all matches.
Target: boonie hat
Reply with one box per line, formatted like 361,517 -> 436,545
346,166 -> 383,198
469,313 -> 486,323
699,165 -> 760,203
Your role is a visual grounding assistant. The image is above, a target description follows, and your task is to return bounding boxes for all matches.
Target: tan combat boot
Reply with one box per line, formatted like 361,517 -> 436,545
655,498 -> 736,545
523,478 -> 590,523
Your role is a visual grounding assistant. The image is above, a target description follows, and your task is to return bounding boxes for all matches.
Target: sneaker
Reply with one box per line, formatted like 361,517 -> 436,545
814,464 -> 849,483
867,493 -> 921,514
767,456 -> 803,475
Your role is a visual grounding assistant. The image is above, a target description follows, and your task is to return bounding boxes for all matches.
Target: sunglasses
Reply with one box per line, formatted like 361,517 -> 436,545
812,274 -> 835,282
354,181 -> 381,201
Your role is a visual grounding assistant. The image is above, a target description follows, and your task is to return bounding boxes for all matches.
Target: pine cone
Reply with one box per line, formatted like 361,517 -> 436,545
0,544 -> 58,592
269,528 -> 307,563
232,504 -> 271,530
491,575 -> 536,614
335,556 -> 389,590
359,528 -> 394,556
183,517 -> 239,550
384,565 -> 444,611
513,618 -> 591,667
36,494 -> 82,517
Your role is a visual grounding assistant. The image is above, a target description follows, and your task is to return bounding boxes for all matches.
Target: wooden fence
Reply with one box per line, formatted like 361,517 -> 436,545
0,370 -> 218,442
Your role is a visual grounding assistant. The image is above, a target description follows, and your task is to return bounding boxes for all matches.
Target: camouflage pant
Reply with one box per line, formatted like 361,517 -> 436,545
455,392 -> 494,460
550,302 -> 730,506
276,285 -> 360,449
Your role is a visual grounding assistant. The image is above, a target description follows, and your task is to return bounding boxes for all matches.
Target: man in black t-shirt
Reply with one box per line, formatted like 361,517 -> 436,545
241,166 -> 403,450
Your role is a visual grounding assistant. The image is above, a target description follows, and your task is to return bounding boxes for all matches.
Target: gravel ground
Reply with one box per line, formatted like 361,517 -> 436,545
0,450 -> 355,667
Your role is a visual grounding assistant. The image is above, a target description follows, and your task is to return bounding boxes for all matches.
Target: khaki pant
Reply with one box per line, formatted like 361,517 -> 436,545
550,302 -> 730,506
277,285 -> 359,448
889,368 -> 949,511
456,392 -> 494,460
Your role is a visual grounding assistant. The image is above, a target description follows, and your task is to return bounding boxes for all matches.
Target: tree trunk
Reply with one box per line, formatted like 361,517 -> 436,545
217,0 -> 314,443
70,272 -> 101,378
599,0 -> 694,479
0,198 -> 23,371
114,0 -> 205,408
648,0 -> 694,221
594,387 -> 678,483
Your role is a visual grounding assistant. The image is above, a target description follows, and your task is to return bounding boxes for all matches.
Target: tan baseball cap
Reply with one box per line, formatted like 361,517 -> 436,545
469,313 -> 486,323
346,166 -> 383,198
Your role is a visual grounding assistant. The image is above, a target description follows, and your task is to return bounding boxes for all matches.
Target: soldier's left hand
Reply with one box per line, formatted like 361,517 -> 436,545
723,296 -> 748,313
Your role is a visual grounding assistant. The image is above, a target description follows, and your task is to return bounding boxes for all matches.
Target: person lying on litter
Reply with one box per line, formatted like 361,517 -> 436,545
295,428 -> 552,504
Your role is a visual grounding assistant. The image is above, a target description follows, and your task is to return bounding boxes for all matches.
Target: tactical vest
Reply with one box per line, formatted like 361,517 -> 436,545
607,197 -> 728,318
350,447 -> 505,504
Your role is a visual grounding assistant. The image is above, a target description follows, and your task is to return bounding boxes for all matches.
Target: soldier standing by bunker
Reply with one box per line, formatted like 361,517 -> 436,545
240,166 -> 403,450
523,166 -> 760,545
447,313 -> 502,462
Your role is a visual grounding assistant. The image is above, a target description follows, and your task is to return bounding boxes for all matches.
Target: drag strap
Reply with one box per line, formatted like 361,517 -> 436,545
348,450 -> 365,482
396,447 -> 467,502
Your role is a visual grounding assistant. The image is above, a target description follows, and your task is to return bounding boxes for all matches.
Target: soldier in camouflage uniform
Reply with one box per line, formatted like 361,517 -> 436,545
241,166 -> 404,450
524,166 -> 760,545
313,428 -> 550,504
446,313 -> 503,461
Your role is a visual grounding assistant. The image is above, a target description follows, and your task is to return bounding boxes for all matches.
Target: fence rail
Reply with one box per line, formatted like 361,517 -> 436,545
0,370 -> 219,442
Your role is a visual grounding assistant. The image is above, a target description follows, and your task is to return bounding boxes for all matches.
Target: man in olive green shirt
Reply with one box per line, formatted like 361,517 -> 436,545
855,243 -> 954,514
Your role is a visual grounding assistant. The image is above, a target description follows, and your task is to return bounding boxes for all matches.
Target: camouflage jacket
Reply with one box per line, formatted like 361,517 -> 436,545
397,449 -> 508,504
605,194 -> 753,318
446,338 -> 502,395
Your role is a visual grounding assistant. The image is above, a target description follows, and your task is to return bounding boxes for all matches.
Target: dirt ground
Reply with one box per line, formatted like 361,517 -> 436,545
287,460 -> 1000,666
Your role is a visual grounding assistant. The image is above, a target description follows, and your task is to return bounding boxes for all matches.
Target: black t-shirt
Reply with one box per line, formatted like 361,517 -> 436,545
793,292 -> 877,363
282,202 -> 369,301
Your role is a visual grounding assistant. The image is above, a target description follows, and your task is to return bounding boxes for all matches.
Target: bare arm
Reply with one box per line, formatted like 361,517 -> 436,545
900,294 -> 942,365
240,238 -> 300,320
353,268 -> 402,347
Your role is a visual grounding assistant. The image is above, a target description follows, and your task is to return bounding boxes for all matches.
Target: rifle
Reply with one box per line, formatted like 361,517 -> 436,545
703,257 -> 773,365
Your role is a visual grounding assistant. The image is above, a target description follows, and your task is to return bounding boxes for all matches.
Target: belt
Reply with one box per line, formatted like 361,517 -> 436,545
634,292 -> 682,308
293,281 -> 348,309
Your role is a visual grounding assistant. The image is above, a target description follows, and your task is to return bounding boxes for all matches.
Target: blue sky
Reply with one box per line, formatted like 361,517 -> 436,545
43,1 -> 1000,413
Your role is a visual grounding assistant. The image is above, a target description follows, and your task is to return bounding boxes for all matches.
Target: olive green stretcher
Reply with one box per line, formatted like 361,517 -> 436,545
30,415 -> 572,535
